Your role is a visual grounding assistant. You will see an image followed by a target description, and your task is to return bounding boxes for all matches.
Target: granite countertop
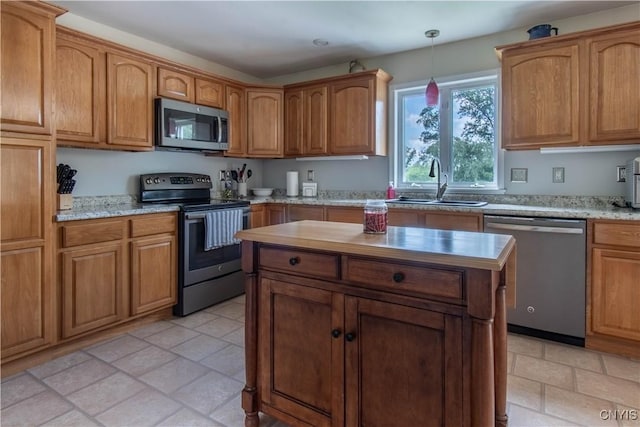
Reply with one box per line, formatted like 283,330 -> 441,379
236,220 -> 516,271
56,195 -> 640,222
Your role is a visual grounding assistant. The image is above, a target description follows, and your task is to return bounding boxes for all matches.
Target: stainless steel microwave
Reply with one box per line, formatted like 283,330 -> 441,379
155,98 -> 228,152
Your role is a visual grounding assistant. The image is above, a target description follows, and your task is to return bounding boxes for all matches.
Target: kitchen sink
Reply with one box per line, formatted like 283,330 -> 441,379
387,198 -> 488,207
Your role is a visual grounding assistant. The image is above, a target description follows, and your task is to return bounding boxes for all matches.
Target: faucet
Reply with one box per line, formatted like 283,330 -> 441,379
429,158 -> 448,201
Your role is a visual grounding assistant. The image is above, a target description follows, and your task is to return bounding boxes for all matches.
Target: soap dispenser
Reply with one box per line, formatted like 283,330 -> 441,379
386,181 -> 396,199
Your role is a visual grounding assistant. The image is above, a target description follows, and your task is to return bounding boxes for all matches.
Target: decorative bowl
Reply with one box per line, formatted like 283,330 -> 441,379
251,188 -> 274,197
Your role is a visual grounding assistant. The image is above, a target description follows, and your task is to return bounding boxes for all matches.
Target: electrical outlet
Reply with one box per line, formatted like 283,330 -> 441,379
617,166 -> 627,183
510,168 -> 528,183
552,167 -> 565,183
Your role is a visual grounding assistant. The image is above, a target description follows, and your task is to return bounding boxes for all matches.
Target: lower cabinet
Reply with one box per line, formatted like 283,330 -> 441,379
260,276 -> 463,427
249,204 -> 266,228
58,212 -> 177,339
587,219 -> 640,358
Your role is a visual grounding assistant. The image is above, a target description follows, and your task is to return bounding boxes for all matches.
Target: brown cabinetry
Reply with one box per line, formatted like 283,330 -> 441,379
56,29 -> 155,151
586,28 -> 640,143
241,229 -> 510,427
57,213 -> 177,339
0,0 -> 63,364
249,204 -> 266,228
587,220 -> 640,358
157,67 -> 194,102
246,88 -> 283,157
195,77 -> 225,108
328,70 -> 391,156
497,22 -> 640,149
266,204 -> 287,225
1,2 -> 63,135
284,85 -> 328,156
288,205 -> 324,222
225,84 -> 247,157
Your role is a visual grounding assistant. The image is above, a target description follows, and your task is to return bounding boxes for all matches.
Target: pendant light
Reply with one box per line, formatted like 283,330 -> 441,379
424,29 -> 440,106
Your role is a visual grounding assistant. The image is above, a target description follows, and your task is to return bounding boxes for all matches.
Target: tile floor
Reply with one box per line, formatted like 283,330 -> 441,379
2,295 -> 639,427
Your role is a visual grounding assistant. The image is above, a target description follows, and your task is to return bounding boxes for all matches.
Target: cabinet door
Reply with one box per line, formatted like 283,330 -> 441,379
266,204 -> 287,225
61,243 -> 126,338
501,43 -> 581,149
107,53 -> 154,148
344,297 -> 463,427
260,277 -> 344,427
249,205 -> 266,229
325,207 -> 362,224
288,205 -> 324,222
587,30 -> 640,143
305,85 -> 329,155
246,89 -> 283,157
591,248 -> 640,342
284,89 -> 304,156
388,209 -> 421,227
195,78 -> 225,108
157,68 -> 194,102
0,2 -> 57,135
56,36 -> 106,144
426,211 -> 482,231
130,235 -> 176,315
225,84 -> 246,157
1,137 -> 54,359
329,76 -> 375,155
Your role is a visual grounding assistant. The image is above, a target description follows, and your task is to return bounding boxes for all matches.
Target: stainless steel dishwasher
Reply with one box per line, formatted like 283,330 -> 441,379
484,215 -> 586,346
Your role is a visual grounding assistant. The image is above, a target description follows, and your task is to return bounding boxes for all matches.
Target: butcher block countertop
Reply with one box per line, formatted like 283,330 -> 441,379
236,220 -> 516,271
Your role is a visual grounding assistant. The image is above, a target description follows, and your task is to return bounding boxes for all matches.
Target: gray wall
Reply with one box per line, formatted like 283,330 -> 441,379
56,5 -> 640,198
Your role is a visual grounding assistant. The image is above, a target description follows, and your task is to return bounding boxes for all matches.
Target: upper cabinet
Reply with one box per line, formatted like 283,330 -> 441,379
56,29 -> 155,151
225,84 -> 247,157
195,77 -> 225,108
587,28 -> 640,144
283,69 -> 392,158
1,2 -> 64,135
246,88 -> 284,158
497,22 -> 640,150
329,70 -> 391,156
157,67 -> 194,102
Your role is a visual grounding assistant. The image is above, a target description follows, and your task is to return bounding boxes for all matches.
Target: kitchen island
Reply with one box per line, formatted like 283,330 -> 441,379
236,220 -> 516,427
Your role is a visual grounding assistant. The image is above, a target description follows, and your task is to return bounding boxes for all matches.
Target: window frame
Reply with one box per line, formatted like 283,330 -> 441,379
390,69 -> 504,194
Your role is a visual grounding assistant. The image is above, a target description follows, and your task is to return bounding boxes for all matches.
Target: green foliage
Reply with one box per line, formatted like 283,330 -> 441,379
406,86 -> 495,184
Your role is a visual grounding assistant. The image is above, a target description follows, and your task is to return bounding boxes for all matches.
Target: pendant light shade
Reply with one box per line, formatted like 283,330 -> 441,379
424,29 -> 440,106
425,78 -> 439,106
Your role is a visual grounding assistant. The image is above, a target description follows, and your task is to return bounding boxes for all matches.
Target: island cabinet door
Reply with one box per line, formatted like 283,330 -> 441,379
259,277 -> 344,427
344,297 -> 463,427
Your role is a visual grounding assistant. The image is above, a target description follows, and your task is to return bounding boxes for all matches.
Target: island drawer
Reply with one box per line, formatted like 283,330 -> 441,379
344,257 -> 463,300
259,246 -> 339,280
130,213 -> 176,237
61,219 -> 126,248
592,221 -> 640,248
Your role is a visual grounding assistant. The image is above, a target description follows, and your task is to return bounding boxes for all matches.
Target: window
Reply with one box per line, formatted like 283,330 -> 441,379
393,72 -> 500,191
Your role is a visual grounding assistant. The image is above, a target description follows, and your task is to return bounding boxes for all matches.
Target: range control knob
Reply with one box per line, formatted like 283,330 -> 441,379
527,306 -> 535,313
153,177 -> 160,184
145,178 -> 152,185
196,178 -> 201,182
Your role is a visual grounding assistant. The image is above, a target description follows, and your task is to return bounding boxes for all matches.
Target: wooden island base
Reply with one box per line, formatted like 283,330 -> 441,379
237,221 -> 516,427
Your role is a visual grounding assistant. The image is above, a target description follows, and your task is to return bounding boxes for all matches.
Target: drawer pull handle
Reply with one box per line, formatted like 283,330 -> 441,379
289,257 -> 300,266
392,272 -> 405,283
331,329 -> 342,338
345,332 -> 356,342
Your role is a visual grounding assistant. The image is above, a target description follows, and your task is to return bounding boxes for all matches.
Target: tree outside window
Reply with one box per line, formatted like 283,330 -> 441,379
396,73 -> 499,190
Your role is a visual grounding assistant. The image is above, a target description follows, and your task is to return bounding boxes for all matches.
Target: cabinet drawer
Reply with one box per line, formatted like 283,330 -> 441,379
345,257 -> 463,300
593,222 -> 640,248
61,219 -> 125,247
130,214 -> 176,238
260,246 -> 339,280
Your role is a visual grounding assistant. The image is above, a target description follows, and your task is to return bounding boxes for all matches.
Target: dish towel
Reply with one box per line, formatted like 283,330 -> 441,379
204,208 -> 243,251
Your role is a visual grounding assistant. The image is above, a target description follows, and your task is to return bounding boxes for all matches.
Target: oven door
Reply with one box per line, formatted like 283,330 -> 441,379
181,210 -> 248,286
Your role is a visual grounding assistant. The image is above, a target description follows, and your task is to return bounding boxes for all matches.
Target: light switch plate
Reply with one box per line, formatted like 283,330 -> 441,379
510,168 -> 528,183
552,167 -> 565,183
617,166 -> 627,182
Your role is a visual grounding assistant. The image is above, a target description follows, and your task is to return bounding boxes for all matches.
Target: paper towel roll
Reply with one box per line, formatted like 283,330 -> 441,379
286,171 -> 299,197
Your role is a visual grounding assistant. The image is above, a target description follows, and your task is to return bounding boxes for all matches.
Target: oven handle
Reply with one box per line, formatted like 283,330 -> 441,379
185,209 -> 249,221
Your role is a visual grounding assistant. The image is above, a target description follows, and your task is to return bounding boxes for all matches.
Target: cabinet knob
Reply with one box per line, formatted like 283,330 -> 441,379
345,332 -> 356,342
289,257 -> 300,266
392,272 -> 405,283
331,329 -> 341,338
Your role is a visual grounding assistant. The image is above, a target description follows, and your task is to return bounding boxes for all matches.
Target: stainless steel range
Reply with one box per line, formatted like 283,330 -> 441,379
139,172 -> 250,316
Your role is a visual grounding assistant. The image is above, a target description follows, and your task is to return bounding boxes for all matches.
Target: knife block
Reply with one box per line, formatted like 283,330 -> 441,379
57,194 -> 73,210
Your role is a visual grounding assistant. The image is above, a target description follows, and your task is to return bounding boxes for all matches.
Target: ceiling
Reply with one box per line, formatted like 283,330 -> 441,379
55,1 -> 637,79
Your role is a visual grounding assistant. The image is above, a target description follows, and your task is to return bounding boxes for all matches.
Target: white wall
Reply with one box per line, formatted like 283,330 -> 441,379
262,4 -> 640,196
57,148 -> 264,197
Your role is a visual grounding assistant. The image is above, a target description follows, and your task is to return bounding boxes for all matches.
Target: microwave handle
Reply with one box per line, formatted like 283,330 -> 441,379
217,117 -> 223,143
